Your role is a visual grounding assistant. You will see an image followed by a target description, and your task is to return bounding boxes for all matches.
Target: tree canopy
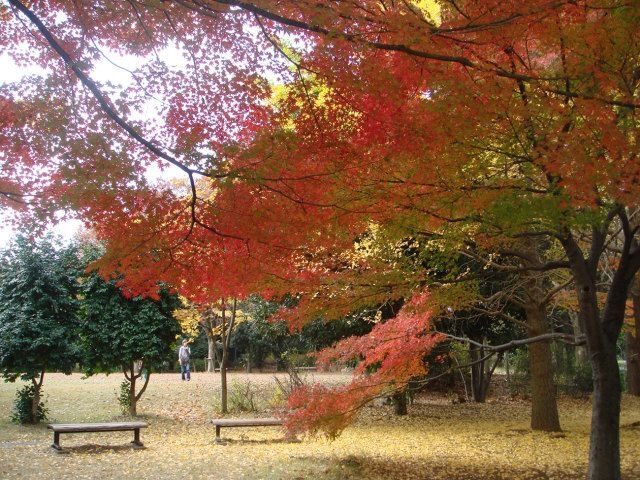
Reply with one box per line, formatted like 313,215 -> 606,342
0,235 -> 82,422
79,272 -> 181,414
0,236 -> 81,383
80,274 -> 181,375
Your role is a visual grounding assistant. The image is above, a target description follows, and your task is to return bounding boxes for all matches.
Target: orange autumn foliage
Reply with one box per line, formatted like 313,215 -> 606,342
286,292 -> 443,438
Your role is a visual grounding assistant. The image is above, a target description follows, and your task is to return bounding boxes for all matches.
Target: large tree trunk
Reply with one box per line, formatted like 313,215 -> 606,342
589,339 -> 622,480
518,238 -> 561,432
392,388 -> 408,415
627,289 -> 640,396
528,335 -> 560,431
525,303 -> 561,432
584,288 -> 625,480
582,288 -> 626,480
560,225 -> 639,480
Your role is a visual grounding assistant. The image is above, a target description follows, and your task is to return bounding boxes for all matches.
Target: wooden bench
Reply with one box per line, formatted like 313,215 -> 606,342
47,421 -> 148,450
211,418 -> 283,443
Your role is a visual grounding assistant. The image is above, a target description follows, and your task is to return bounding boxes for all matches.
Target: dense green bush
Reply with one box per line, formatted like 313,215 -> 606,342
191,358 -> 206,372
551,343 -> 593,396
116,381 -> 132,415
11,384 -> 48,424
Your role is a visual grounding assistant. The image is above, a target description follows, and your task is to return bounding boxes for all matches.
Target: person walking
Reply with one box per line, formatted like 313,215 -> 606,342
178,339 -> 191,381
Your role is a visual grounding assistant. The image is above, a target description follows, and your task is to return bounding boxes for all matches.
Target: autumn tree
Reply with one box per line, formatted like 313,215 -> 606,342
2,2 -> 640,479
174,299 -> 220,372
451,237 -> 572,431
178,297 -> 248,412
0,235 -> 81,423
287,291 -> 443,437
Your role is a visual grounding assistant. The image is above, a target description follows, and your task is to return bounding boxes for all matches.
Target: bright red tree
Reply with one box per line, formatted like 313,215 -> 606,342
286,291 -> 443,438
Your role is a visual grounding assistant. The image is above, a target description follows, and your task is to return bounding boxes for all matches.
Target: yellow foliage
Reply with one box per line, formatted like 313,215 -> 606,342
173,298 -> 200,338
174,297 -> 251,338
409,0 -> 441,24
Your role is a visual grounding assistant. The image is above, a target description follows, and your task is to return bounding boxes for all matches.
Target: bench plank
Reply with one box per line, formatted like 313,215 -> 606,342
211,418 -> 283,442
47,422 -> 148,450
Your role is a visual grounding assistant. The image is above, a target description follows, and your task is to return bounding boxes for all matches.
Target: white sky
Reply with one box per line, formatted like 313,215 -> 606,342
0,49 -> 187,247
0,21 -> 289,248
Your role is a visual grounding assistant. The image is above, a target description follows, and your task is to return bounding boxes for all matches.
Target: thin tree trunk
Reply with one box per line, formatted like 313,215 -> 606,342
129,376 -> 137,416
126,363 -> 137,416
123,362 -> 145,416
134,364 -> 151,413
392,388 -> 408,415
220,299 -> 237,414
220,305 -> 228,414
469,342 -> 488,402
207,336 -> 217,372
468,339 -> 500,402
504,351 -> 511,390
569,310 -> 589,366
31,369 -> 45,423
31,383 -> 41,422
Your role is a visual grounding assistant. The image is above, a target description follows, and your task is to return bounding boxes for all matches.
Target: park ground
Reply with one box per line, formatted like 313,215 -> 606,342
1,371 -> 640,479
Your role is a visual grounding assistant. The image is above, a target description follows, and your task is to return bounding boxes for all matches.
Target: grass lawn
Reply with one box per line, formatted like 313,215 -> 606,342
1,371 -> 639,479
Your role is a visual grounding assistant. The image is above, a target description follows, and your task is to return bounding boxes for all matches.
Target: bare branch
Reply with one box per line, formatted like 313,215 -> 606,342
541,278 -> 573,306
439,331 -> 586,352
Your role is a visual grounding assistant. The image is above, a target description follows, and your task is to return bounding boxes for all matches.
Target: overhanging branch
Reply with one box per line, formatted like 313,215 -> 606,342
208,0 -> 639,109
439,331 -> 586,352
7,0 -> 246,241
7,0 -> 198,178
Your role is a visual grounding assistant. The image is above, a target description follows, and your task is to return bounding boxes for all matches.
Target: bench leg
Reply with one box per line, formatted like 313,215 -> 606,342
51,432 -> 62,450
131,428 -> 143,447
215,425 -> 223,443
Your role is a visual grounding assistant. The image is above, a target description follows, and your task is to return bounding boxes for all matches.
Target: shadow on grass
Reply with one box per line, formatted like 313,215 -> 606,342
213,437 -> 301,446
315,454 -> 586,480
51,443 -> 146,455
